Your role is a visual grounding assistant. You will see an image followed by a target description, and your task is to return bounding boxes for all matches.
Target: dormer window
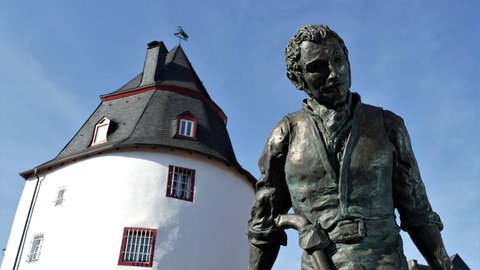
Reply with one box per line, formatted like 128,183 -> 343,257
91,117 -> 111,146
179,119 -> 194,137
175,112 -> 197,139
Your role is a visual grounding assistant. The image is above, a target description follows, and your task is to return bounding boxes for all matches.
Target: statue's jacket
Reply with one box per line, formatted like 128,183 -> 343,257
247,93 -> 442,267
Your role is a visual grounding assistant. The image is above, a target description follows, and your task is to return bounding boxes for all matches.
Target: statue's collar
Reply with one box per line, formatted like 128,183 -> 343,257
303,92 -> 360,120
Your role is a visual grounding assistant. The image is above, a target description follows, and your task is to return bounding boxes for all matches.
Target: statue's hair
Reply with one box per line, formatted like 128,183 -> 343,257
285,25 -> 350,90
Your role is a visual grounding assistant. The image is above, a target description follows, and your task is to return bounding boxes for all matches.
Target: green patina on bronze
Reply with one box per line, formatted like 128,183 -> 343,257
247,25 -> 453,270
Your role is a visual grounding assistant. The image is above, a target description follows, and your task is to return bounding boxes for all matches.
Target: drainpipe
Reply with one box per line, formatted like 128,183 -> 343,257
13,168 -> 42,270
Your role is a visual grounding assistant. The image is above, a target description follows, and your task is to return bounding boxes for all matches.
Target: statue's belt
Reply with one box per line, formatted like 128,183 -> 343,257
328,219 -> 366,243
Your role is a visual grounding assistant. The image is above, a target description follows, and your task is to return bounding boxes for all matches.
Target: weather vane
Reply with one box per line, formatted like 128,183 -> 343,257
174,26 -> 189,43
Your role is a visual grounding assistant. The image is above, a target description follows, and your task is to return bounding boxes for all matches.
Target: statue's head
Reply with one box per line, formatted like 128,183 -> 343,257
285,25 -> 351,107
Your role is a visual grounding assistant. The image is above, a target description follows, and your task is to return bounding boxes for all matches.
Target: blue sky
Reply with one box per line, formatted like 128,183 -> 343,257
1,0 -> 478,268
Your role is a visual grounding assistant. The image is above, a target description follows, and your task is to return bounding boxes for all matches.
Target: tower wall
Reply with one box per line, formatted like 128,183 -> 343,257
2,149 -> 254,270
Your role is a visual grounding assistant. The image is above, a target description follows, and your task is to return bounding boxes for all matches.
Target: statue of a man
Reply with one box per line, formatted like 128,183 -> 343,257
247,25 -> 453,270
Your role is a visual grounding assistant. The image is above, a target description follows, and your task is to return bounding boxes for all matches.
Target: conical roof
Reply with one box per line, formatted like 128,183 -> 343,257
21,41 -> 254,184
102,41 -> 212,100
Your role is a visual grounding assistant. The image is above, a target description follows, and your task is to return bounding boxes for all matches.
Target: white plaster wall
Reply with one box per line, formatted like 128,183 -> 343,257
1,149 -> 255,270
1,179 -> 38,269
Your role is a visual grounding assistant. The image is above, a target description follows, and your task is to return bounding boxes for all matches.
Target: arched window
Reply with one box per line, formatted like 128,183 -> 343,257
91,117 -> 111,146
175,112 -> 197,139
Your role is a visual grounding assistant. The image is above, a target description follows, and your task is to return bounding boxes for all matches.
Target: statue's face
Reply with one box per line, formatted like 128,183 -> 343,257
299,37 -> 351,106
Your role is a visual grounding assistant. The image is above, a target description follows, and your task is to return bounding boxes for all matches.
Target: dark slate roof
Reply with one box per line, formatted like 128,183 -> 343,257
408,254 -> 471,270
450,254 -> 470,270
21,42 -> 255,185
102,41 -> 211,100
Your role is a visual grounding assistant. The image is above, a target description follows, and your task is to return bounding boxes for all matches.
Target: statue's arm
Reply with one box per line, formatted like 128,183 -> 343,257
248,242 -> 282,270
383,110 -> 453,270
408,223 -> 453,269
247,119 -> 292,270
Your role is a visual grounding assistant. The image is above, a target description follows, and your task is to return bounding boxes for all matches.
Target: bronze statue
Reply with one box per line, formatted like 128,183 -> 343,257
247,25 -> 453,270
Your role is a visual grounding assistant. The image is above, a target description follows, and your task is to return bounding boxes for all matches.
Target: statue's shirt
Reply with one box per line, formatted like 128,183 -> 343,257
305,95 -> 353,174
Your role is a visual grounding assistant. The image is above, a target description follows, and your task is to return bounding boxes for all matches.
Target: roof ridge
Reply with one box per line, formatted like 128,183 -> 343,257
118,88 -> 157,145
53,102 -> 103,159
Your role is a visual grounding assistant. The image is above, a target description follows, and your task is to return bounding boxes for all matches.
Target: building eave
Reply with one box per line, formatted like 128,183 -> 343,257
19,144 -> 256,187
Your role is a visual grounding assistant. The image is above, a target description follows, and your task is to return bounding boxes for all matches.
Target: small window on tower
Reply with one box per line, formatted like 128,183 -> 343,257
179,119 -> 194,137
118,228 -> 157,267
54,186 -> 66,206
91,117 -> 111,146
166,165 -> 195,202
27,233 -> 44,263
175,112 -> 197,139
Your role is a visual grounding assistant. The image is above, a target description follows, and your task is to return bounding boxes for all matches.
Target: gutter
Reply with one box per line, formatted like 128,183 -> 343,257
13,168 -> 42,270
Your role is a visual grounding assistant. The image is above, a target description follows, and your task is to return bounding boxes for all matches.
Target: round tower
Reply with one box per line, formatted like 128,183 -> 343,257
2,41 -> 255,270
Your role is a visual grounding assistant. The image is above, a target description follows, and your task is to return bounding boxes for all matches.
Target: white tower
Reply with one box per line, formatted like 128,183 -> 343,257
2,41 -> 255,270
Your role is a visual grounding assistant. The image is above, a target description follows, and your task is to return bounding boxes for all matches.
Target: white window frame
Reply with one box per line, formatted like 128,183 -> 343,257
179,119 -> 194,137
27,233 -> 44,263
175,112 -> 197,139
91,117 -> 110,146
